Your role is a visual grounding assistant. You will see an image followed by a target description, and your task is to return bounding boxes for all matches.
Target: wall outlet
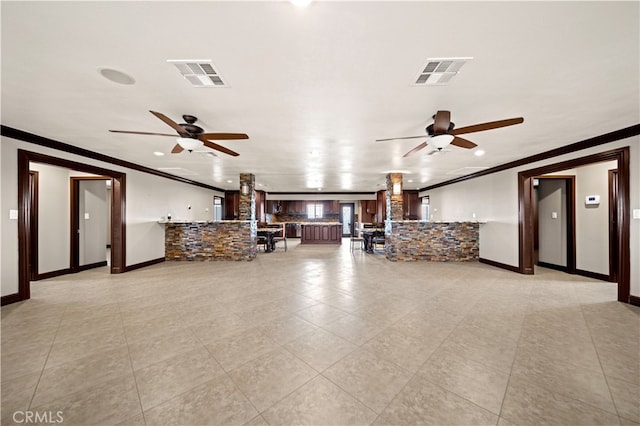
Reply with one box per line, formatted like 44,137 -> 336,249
84,212 -> 90,220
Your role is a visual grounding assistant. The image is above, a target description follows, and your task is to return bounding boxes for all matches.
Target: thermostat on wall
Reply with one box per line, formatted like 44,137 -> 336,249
585,195 -> 600,205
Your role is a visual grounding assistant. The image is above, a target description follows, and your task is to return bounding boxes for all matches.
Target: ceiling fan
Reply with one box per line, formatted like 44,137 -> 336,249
109,110 -> 248,156
376,110 -> 523,157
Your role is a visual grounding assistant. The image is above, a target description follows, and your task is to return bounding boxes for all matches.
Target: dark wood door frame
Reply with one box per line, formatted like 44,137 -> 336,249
16,149 -> 126,303
28,171 -> 39,281
518,147 -> 630,303
533,176 -> 576,274
608,169 -> 619,283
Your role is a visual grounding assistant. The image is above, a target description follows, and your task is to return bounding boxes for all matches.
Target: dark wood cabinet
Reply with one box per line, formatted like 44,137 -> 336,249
324,200 -> 340,215
403,190 -> 420,219
266,200 -> 282,215
376,190 -> 387,223
301,224 -> 341,244
285,223 -> 298,238
286,200 -> 307,214
255,190 -> 266,223
224,191 -> 240,220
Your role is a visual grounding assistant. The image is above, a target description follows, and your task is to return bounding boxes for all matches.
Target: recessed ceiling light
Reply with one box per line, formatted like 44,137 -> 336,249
227,180 -> 233,183
97,67 -> 135,85
153,151 -> 164,156
407,179 -> 414,183
474,149 -> 486,157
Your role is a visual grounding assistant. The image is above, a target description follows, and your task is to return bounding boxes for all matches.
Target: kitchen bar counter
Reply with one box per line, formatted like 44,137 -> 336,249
300,223 -> 342,244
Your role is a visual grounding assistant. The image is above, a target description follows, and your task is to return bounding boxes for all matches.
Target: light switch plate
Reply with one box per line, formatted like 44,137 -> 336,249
633,209 -> 640,219
9,209 -> 18,220
551,212 -> 558,219
84,212 -> 90,220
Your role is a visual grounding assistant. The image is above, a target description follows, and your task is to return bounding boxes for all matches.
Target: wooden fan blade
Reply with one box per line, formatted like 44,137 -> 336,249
149,110 -> 189,136
201,140 -> 239,156
109,130 -> 177,137
199,133 -> 249,140
171,144 -> 184,154
403,141 -> 428,157
433,110 -> 451,134
450,136 -> 478,149
376,135 -> 426,142
452,117 -> 524,135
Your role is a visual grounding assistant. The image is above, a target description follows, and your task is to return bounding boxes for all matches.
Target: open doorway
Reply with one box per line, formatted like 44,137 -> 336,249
16,150 -> 126,303
534,176 -> 576,273
70,177 -> 111,273
518,147 -> 630,303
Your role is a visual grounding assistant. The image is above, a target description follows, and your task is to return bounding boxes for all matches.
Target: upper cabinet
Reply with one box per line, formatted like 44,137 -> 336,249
403,190 -> 420,219
224,191 -> 240,220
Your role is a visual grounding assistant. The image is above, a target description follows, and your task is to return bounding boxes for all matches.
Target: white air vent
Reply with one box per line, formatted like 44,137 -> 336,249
168,59 -> 227,87
413,57 -> 472,86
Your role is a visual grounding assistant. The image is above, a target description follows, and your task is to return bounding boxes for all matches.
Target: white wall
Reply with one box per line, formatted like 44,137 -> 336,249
423,137 -> 639,296
1,136 -> 221,296
78,179 -> 108,266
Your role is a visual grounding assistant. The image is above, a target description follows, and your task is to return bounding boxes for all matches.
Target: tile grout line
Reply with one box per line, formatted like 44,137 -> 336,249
117,302 -> 148,426
26,303 -> 67,411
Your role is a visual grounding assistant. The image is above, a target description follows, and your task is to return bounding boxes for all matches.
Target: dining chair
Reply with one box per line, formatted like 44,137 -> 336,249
269,223 -> 287,252
350,222 -> 365,252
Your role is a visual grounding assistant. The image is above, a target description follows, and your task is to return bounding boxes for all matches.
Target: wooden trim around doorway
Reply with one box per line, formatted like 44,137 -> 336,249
16,149 -> 126,304
518,147 -> 630,303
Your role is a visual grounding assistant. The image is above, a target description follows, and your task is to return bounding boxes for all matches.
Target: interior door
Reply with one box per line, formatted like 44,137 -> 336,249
340,203 -> 354,236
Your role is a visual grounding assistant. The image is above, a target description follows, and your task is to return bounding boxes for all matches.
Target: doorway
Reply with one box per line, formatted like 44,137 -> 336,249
534,176 -> 576,273
15,150 -> 126,303
518,147 -> 630,303
340,203 -> 354,236
70,177 -> 111,273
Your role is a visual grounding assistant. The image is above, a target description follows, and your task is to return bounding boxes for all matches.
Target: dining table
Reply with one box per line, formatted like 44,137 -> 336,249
360,227 -> 385,253
257,227 -> 283,253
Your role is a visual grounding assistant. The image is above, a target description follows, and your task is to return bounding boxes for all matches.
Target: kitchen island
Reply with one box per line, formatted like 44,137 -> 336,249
300,222 -> 342,244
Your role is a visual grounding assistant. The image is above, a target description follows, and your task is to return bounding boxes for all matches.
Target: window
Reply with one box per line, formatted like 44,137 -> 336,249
307,203 -> 324,219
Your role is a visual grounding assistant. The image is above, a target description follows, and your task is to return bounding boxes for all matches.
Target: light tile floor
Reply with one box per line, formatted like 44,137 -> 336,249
2,239 -> 639,425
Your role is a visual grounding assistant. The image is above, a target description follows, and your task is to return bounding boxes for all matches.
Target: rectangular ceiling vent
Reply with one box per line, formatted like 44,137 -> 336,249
167,59 -> 227,87
413,57 -> 472,86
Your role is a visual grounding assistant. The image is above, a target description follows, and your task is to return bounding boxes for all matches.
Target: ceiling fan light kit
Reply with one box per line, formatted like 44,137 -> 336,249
376,110 -> 523,158
109,110 -> 248,156
429,134 -> 455,150
176,138 -> 201,152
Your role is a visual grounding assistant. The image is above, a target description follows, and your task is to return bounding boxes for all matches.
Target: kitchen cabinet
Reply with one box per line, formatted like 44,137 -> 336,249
324,200 -> 340,214
376,190 -> 387,223
285,223 -> 298,238
300,224 -> 341,244
224,191 -> 239,220
286,200 -> 307,214
255,190 -> 266,223
403,190 -> 420,219
266,200 -> 282,215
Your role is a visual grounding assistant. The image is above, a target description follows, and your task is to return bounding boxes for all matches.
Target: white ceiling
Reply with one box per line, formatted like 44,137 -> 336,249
2,1 -> 638,193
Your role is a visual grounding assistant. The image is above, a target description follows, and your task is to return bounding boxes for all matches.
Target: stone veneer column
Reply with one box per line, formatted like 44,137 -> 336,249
386,173 -> 404,221
238,173 -> 255,221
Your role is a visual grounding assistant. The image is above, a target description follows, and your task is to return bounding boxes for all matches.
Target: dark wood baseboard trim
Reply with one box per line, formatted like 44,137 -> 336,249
78,261 -> 108,272
537,261 -> 570,273
629,295 -> 640,307
574,269 -> 611,282
33,268 -> 73,281
125,257 -> 165,272
1,292 -> 24,306
479,257 -> 523,274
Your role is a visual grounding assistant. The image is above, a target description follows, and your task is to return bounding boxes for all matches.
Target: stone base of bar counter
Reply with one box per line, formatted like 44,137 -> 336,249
385,221 -> 480,262
163,221 -> 256,261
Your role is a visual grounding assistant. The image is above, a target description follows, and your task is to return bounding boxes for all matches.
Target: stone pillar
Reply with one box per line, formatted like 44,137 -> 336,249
386,173 -> 404,221
238,173 -> 255,221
